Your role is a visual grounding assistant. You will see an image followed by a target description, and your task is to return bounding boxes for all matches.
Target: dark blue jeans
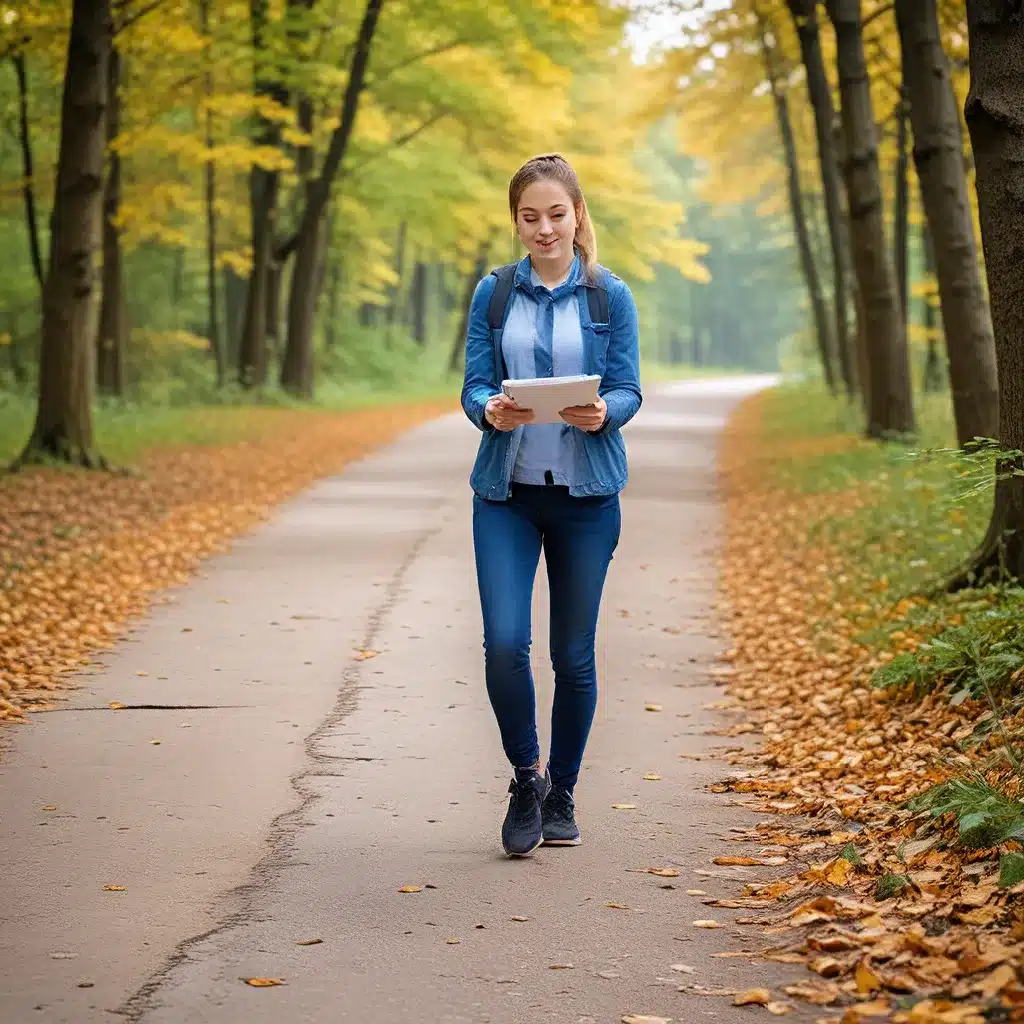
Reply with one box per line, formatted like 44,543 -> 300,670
472,484 -> 621,791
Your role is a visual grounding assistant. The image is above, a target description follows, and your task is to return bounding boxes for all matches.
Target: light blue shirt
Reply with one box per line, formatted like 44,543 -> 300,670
501,260 -> 584,486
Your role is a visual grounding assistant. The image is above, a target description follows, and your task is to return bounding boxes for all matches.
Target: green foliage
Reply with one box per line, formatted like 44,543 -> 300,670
839,842 -> 864,867
908,776 -> 1024,850
871,590 -> 1024,702
999,852 -> 1024,888
874,873 -> 911,900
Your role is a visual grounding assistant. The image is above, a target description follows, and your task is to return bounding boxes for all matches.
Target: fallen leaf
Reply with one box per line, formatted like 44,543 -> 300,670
244,978 -> 284,987
397,885 -> 422,893
510,915 -> 528,922
42,805 -> 57,811
102,885 -> 126,892
353,649 -> 378,661
612,803 -> 637,810
734,989 -> 772,1006
855,960 -> 882,996
605,902 -> 630,910
549,963 -> 574,969
643,772 -> 662,781
692,920 -> 723,928
108,702 -> 126,710
622,1017 -> 672,1024
686,889 -> 707,895
446,938 -> 460,945
295,939 -> 322,946
645,704 -> 663,712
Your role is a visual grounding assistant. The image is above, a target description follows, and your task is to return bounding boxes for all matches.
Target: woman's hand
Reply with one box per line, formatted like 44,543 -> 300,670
485,394 -> 535,431
560,395 -> 607,432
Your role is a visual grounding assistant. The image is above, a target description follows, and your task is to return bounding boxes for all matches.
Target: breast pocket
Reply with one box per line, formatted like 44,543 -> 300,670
589,323 -> 611,377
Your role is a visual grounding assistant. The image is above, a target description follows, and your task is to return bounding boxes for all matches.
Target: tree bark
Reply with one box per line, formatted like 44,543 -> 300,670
199,0 -> 224,387
12,54 -> 44,291
756,5 -> 837,393
896,0 -> 999,447
894,87 -> 910,324
785,0 -> 856,399
280,0 -> 384,396
14,0 -> 110,469
237,0 -> 285,389
920,223 -> 944,393
825,0 -> 916,439
97,44 -> 125,397
409,259 -> 428,344
950,1 -> 1024,586
448,235 -> 491,374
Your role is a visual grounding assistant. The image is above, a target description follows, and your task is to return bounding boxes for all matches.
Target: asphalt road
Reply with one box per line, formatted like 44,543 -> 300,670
0,375 -> 819,1023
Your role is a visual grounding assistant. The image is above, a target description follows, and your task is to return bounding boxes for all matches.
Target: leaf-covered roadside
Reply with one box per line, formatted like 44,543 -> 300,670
0,400 -> 454,720
708,387 -> 1024,1023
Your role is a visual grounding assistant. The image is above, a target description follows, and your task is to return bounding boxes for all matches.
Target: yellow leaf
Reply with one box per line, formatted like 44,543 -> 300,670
109,702 -> 126,710
42,805 -> 57,811
397,885 -> 422,893
605,902 -> 630,910
446,938 -> 460,945
612,803 -> 637,810
692,920 -> 722,928
646,867 -> 680,877
244,978 -> 284,987
102,885 -> 127,891
643,772 -> 661,781
644,704 -> 663,712
766,1004 -> 793,1016
354,649 -> 378,661
734,989 -> 771,1006
855,960 -> 882,996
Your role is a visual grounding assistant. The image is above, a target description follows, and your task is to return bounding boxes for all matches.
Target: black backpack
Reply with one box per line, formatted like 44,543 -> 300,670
486,262 -> 609,330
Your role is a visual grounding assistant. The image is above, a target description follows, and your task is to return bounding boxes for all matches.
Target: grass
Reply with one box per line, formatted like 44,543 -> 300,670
0,378 -> 461,466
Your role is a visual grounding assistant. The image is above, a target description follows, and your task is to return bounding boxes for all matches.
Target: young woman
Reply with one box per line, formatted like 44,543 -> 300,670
461,153 -> 642,858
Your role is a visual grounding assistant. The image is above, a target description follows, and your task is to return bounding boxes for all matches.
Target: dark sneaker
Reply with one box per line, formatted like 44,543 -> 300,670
501,768 -> 551,857
542,786 -> 582,846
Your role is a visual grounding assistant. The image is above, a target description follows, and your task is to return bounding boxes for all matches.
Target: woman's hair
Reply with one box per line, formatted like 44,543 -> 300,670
508,153 -> 599,283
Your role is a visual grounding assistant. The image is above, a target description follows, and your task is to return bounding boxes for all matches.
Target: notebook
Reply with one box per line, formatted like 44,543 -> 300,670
501,374 -> 601,425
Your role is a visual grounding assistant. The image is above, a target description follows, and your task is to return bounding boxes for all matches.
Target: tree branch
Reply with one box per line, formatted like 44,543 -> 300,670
368,38 -> 468,86
343,110 -> 448,180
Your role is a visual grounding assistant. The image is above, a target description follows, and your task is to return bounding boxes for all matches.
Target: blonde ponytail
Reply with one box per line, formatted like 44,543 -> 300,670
573,196 -> 599,284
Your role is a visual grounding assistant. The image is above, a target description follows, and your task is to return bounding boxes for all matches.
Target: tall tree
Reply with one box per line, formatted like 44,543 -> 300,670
920,223 -> 944,393
755,2 -> 837,393
785,0 -> 856,399
199,0 -> 224,387
12,53 -> 44,291
893,87 -> 910,325
279,0 -> 385,397
237,0 -> 286,388
14,0 -> 111,469
825,0 -> 915,438
97,44 -> 125,397
895,0 -> 998,447
952,0 -> 1024,585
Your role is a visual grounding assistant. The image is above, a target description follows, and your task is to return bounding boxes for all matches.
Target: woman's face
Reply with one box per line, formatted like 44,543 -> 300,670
514,179 -> 578,270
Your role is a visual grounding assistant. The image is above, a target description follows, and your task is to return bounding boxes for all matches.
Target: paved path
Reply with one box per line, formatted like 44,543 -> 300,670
0,377 -> 816,1024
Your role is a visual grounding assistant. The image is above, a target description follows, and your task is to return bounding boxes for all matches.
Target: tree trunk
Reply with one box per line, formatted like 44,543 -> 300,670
324,256 -> 342,349
896,0 -> 999,447
199,0 -> 224,387
280,0 -> 384,395
951,1 -> 1024,586
894,86 -> 910,324
223,265 -> 245,366
410,259 -> 428,344
237,0 -> 285,389
12,54 -> 45,291
756,5 -> 837,393
920,223 -> 944,393
786,0 -> 856,399
826,0 -> 916,439
14,0 -> 110,469
385,220 -> 407,337
448,236 -> 491,373
97,44 -> 125,397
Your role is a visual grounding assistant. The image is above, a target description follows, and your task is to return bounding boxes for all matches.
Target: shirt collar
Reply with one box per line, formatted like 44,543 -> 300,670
514,253 -> 582,299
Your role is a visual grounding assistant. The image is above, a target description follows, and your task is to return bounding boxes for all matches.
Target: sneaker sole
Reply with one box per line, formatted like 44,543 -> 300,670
504,836 -> 544,858
541,836 -> 582,846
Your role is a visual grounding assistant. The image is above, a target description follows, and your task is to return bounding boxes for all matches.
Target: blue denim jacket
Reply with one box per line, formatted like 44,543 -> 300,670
461,257 -> 642,501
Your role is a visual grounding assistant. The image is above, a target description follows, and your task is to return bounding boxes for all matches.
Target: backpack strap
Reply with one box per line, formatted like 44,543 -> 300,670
487,263 -> 518,330
584,281 -> 609,324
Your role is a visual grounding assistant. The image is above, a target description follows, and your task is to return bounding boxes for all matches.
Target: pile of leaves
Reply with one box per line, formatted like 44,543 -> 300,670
707,391 -> 1024,1022
0,400 -> 454,720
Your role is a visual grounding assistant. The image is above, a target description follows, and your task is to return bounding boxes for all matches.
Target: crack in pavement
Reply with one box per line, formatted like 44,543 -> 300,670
115,510 -> 454,1022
